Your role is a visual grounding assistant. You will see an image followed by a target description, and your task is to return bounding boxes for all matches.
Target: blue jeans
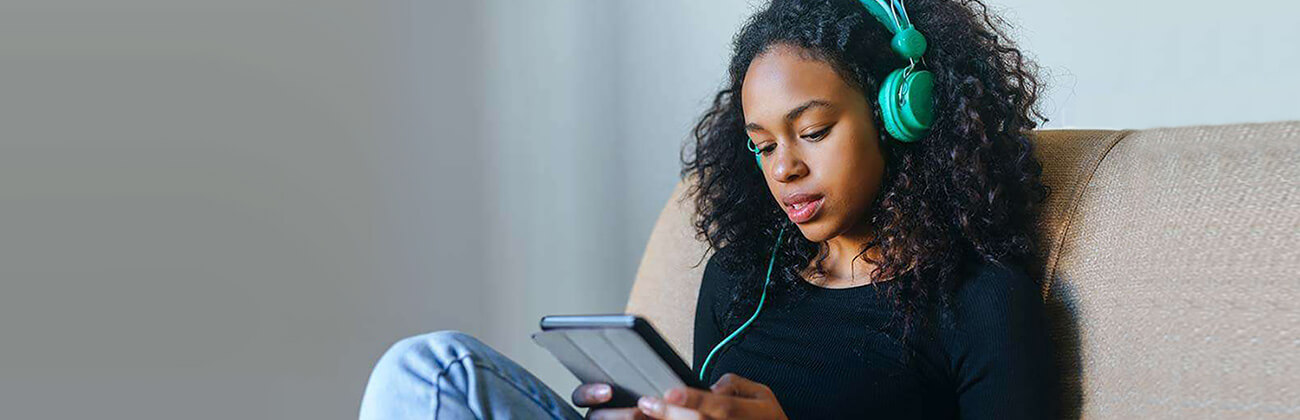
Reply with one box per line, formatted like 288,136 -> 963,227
360,330 -> 585,420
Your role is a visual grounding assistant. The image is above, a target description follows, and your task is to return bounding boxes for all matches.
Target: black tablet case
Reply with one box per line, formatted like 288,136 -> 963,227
532,318 -> 700,406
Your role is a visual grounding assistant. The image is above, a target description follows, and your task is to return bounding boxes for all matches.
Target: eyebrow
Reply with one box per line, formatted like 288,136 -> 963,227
744,99 -> 833,132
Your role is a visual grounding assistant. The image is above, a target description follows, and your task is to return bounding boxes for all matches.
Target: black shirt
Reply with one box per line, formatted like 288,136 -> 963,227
691,250 -> 1059,419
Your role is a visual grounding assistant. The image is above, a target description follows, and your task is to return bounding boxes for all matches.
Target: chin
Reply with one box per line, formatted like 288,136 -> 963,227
794,220 -> 837,243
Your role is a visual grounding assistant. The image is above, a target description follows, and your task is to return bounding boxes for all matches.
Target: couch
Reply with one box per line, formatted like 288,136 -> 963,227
624,121 -> 1299,418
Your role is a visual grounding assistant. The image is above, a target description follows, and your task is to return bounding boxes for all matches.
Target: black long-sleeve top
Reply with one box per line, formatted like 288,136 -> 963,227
691,249 -> 1060,419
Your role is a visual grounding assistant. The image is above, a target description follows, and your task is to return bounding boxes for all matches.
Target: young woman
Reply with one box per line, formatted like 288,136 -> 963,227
360,0 -> 1058,418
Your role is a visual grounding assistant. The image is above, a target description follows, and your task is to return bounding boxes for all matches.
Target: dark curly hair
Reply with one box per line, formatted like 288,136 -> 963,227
681,0 -> 1049,342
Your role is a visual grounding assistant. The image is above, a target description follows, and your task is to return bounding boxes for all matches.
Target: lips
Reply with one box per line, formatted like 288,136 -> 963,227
782,193 -> 824,224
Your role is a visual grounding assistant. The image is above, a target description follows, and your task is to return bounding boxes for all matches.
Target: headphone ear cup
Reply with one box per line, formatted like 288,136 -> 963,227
897,70 -> 935,134
877,68 -> 914,142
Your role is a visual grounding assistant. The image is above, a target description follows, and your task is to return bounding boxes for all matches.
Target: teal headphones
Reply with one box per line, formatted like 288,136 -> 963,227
747,0 -> 933,171
702,0 -> 931,383
863,0 -> 935,143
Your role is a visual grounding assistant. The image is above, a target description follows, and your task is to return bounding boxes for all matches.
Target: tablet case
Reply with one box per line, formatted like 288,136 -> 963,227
531,327 -> 689,405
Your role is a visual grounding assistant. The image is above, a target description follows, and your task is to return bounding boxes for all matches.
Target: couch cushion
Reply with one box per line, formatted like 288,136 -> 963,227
1029,129 -> 1130,290
1045,121 -> 1299,418
625,180 -> 710,362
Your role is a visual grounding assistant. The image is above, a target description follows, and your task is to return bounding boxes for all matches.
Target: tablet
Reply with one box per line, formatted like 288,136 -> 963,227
531,314 -> 705,407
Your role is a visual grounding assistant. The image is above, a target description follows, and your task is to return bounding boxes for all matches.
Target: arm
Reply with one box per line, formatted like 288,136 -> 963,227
947,262 -> 1061,419
691,253 -> 726,379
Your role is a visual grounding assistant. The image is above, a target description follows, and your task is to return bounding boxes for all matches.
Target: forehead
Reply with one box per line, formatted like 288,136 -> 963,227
740,45 -> 856,119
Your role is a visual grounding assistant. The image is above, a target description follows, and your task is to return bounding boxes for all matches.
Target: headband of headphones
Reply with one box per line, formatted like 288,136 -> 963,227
860,0 -> 928,60
861,0 -> 910,34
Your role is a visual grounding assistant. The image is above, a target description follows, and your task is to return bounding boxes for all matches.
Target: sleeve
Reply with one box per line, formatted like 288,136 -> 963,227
944,262 -> 1061,419
691,252 -> 726,377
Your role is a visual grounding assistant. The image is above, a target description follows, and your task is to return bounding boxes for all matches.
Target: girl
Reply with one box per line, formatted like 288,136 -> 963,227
361,0 -> 1058,418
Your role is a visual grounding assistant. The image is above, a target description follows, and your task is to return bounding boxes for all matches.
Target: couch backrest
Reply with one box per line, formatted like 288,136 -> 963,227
1037,122 -> 1298,418
625,122 -> 1299,418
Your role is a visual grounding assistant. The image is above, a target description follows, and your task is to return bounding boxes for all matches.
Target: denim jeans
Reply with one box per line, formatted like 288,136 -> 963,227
360,330 -> 585,420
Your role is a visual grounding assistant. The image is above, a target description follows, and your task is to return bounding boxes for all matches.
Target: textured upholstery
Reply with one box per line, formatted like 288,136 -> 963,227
625,121 -> 1299,418
625,179 -> 712,364
1042,122 -> 1298,418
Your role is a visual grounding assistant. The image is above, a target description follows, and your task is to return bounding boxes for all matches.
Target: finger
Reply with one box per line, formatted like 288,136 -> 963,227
708,375 -> 738,397
657,388 -> 749,419
586,407 -> 649,420
636,396 -> 703,420
710,373 -> 774,399
661,403 -> 707,420
572,383 -> 614,407
662,387 -> 712,409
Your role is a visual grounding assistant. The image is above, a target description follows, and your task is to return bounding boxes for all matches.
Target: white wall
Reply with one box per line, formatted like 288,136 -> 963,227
990,0 -> 1300,129
0,0 -> 1295,419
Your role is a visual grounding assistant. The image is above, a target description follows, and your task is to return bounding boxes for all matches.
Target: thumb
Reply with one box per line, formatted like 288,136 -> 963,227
710,373 -> 772,399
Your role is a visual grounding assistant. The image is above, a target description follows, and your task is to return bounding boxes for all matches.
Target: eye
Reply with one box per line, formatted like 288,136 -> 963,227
747,138 -> 775,155
802,126 -> 832,141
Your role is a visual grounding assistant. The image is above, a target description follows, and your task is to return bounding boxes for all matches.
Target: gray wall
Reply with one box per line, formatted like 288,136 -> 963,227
0,0 -> 1294,419
0,0 -> 491,418
475,0 -> 756,404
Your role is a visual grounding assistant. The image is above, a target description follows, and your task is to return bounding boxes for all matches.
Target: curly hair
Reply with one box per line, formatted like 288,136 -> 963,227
681,0 -> 1049,342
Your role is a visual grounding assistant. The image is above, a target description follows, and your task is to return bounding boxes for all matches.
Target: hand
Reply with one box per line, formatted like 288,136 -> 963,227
635,373 -> 788,420
571,382 -> 650,420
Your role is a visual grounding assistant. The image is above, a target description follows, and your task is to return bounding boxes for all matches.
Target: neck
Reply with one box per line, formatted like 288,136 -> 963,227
807,224 -> 880,288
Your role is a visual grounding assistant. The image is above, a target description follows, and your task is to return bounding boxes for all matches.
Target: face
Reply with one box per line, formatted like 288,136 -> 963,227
741,44 -> 886,243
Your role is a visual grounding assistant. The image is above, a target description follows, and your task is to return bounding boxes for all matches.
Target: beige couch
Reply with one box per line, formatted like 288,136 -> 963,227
624,121 -> 1299,419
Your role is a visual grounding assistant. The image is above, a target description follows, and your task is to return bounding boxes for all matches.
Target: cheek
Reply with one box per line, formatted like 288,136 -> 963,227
822,141 -> 883,215
817,140 -> 872,190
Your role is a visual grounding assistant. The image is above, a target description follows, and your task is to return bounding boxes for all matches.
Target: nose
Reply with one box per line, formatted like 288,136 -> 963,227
770,147 -> 808,183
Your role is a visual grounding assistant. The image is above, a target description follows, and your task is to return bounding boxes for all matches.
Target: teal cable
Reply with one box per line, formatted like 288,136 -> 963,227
698,225 -> 786,383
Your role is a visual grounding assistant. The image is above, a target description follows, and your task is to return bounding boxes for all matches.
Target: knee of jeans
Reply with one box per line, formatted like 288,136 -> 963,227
371,330 -> 481,383
421,330 -> 479,347
419,330 -> 494,357
400,329 -> 480,352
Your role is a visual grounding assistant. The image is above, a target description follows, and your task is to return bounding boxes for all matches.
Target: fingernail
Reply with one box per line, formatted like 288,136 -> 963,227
664,388 -> 685,404
592,384 -> 611,399
638,396 -> 662,414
